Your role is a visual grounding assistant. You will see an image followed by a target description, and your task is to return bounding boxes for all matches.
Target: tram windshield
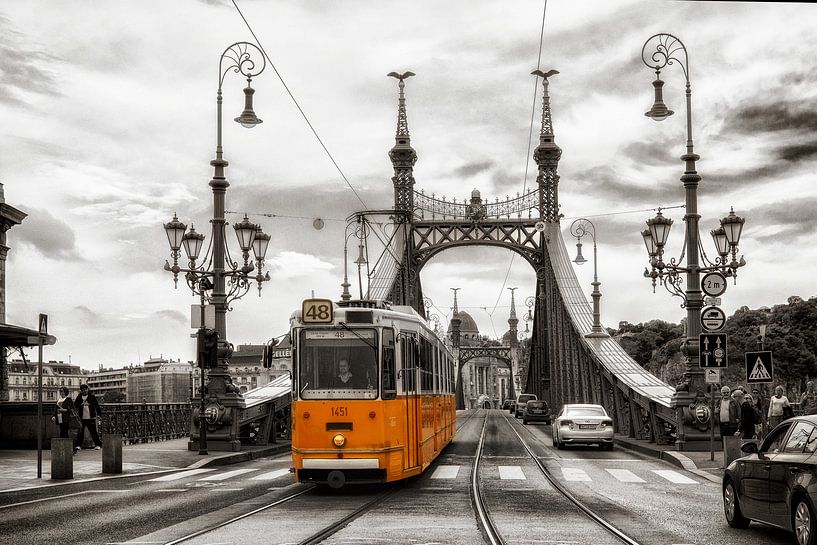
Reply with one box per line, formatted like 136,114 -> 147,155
298,329 -> 379,399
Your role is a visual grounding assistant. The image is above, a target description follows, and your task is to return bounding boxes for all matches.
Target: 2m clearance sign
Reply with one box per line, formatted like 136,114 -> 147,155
302,299 -> 334,324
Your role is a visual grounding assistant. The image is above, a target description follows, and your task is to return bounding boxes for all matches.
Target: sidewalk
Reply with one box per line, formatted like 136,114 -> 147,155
614,434 -> 726,483
0,438 -> 291,492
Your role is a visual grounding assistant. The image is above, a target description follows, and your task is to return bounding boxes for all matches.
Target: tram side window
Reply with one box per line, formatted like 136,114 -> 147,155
420,337 -> 432,392
382,328 -> 396,400
401,335 -> 416,392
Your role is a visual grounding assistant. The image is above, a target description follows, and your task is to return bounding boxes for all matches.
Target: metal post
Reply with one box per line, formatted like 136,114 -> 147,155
36,336 -> 43,479
710,384 -> 715,461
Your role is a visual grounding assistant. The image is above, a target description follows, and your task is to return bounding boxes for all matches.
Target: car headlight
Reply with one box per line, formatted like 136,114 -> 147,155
332,433 -> 346,447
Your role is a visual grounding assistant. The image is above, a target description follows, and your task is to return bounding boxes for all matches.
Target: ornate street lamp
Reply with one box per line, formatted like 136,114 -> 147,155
640,33 -> 747,449
570,218 -> 607,337
163,42 -> 270,453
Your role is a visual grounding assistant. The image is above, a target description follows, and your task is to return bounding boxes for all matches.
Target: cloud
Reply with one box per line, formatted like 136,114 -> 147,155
744,197 -> 817,243
0,14 -> 62,104
620,140 -> 676,167
569,165 -> 658,203
776,141 -> 817,163
722,100 -> 817,135
451,161 -> 494,178
73,305 -> 101,325
14,207 -> 82,261
154,309 -> 186,324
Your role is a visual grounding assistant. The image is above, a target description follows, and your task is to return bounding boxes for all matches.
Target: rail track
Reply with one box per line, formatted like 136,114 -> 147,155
469,410 -> 646,545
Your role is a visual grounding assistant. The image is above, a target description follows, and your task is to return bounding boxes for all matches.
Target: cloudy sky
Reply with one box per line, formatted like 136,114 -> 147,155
1,1 -> 816,369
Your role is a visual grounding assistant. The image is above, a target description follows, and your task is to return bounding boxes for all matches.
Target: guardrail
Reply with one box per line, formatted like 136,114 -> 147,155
98,402 -> 192,445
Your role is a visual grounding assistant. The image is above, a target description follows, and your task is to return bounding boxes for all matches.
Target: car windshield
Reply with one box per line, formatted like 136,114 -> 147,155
566,406 -> 605,417
298,328 -> 378,399
518,395 -> 536,403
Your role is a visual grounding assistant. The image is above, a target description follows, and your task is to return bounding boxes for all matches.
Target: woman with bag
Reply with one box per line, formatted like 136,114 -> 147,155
767,385 -> 791,430
52,386 -> 75,439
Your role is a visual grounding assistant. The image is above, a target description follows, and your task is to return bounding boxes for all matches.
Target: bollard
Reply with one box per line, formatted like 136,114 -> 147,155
723,434 -> 742,467
102,434 -> 123,474
51,438 -> 74,480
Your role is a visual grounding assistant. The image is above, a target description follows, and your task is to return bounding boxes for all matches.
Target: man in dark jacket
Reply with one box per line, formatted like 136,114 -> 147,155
74,384 -> 103,452
738,394 -> 760,440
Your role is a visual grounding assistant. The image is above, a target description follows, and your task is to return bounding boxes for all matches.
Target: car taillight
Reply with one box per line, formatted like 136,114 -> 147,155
597,419 -> 612,430
562,420 -> 574,430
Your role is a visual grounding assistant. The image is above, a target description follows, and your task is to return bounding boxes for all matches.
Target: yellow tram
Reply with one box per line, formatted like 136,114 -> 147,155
290,298 -> 456,488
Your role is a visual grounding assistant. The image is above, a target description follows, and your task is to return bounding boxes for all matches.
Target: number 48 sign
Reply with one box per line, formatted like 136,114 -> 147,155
302,298 -> 334,324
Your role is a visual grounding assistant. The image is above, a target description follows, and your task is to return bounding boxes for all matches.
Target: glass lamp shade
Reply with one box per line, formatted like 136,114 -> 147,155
234,214 -> 258,252
647,211 -> 673,248
710,227 -> 729,256
573,241 -> 587,265
251,229 -> 271,261
164,214 -> 187,251
721,208 -> 745,246
644,76 -> 675,121
182,226 -> 205,261
234,83 -> 263,128
641,228 -> 657,256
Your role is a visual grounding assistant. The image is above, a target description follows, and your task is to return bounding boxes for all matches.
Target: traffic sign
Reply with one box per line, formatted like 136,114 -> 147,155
704,297 -> 722,307
701,272 -> 727,297
699,333 -> 728,368
745,351 -> 774,384
701,306 -> 727,332
38,314 -> 48,335
704,368 -> 721,384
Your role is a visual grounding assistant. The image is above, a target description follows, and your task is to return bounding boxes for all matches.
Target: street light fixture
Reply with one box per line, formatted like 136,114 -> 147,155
640,33 -> 747,448
570,218 -> 607,337
163,41 -> 270,453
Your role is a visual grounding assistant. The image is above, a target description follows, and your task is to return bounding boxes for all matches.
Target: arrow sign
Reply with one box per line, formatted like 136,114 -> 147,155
745,351 -> 774,384
699,333 -> 728,368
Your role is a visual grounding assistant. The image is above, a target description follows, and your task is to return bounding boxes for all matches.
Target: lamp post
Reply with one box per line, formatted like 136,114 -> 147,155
570,218 -> 607,338
163,42 -> 271,452
640,33 -> 746,448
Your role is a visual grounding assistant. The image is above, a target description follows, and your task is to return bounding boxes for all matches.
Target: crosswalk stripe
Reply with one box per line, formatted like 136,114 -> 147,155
653,469 -> 698,484
498,466 -> 526,480
148,469 -> 214,482
561,468 -> 591,482
197,468 -> 257,481
430,465 -> 459,479
250,468 -> 291,480
605,469 -> 645,483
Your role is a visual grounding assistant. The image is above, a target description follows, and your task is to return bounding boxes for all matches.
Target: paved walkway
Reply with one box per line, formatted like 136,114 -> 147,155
614,434 -> 730,483
0,438 -> 291,492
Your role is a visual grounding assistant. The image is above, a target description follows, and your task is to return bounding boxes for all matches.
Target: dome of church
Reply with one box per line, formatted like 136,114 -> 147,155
448,311 -> 479,335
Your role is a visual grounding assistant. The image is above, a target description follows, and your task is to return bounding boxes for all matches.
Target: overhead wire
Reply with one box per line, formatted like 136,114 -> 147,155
231,0 -> 368,209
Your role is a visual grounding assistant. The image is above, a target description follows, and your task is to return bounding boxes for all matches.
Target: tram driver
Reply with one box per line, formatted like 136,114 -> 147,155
334,358 -> 365,389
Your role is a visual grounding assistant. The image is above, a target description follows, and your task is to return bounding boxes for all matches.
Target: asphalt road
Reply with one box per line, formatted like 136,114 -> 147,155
0,410 -> 798,545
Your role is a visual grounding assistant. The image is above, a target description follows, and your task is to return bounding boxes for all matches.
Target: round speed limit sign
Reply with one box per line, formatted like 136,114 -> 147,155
701,272 -> 727,297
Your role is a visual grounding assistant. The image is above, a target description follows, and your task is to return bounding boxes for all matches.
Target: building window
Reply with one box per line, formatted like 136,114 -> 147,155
47,391 -> 55,400
61,379 -> 65,386
22,393 -> 28,400
68,379 -> 72,386
22,378 -> 27,385
15,377 -> 19,384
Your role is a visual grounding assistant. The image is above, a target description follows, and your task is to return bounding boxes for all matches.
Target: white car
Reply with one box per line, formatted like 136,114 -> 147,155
552,404 -> 614,450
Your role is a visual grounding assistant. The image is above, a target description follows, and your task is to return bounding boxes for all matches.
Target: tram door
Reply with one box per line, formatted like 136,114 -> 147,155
401,334 -> 421,469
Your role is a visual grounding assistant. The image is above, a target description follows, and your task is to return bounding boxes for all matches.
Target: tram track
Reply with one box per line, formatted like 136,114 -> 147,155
469,410 -> 646,545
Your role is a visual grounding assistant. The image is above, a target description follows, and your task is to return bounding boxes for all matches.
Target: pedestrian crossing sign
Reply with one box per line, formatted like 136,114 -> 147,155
745,351 -> 773,384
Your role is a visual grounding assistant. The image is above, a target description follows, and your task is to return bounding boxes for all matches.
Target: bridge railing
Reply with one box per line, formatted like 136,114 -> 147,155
98,402 -> 192,444
413,189 -> 539,220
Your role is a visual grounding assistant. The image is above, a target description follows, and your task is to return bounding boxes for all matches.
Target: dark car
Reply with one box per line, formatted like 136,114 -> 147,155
501,400 -> 514,411
523,400 -> 550,425
514,393 -> 538,418
723,415 -> 817,545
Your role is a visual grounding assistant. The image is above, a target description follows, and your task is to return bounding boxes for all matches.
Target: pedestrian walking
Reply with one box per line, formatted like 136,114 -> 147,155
52,386 -> 75,439
717,385 -> 740,437
767,385 -> 791,430
74,384 -> 103,452
738,394 -> 760,440
751,388 -> 766,439
800,381 -> 817,416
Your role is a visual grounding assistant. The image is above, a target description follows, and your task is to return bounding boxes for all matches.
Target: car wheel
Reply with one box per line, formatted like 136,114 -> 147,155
523,419 -> 528,425
602,442 -> 614,451
723,479 -> 750,529
794,496 -> 816,545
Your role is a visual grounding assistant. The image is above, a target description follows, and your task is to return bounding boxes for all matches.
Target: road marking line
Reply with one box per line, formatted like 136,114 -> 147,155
197,468 -> 257,481
561,467 -> 591,482
156,489 -> 189,492
250,468 -> 291,480
430,465 -> 459,479
653,469 -> 698,484
210,488 -> 245,491
0,490 -> 124,510
498,466 -> 526,480
147,469 -> 215,482
606,468 -> 645,483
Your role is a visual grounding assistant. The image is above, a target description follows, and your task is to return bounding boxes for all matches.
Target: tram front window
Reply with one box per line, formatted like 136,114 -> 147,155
299,329 -> 378,399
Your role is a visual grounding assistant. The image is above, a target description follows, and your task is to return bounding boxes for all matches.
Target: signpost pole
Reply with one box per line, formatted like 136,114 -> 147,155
36,335 -> 43,479
710,384 -> 715,462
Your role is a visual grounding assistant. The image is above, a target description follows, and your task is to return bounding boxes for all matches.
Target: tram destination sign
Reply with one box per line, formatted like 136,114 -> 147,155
699,333 -> 728,368
302,298 -> 334,324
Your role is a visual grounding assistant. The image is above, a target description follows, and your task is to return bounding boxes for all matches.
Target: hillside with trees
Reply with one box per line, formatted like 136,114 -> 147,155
609,296 -> 817,396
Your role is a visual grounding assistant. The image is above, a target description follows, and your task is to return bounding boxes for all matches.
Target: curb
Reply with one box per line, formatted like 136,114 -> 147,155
188,443 -> 291,469
613,437 -> 723,483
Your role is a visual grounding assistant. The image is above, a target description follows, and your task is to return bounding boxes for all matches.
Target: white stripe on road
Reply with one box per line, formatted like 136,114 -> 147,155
653,469 -> 698,484
561,468 -> 591,482
0,490 -> 125,510
250,468 -> 291,480
605,469 -> 645,483
430,465 -> 459,479
498,466 -> 526,480
148,469 -> 214,481
197,468 -> 257,481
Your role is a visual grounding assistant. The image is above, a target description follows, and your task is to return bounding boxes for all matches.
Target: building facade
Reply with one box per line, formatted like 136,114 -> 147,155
127,358 -> 194,403
85,366 -> 128,401
7,359 -> 87,402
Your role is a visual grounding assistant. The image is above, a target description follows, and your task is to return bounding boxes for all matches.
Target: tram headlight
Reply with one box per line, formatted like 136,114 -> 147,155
332,433 -> 346,447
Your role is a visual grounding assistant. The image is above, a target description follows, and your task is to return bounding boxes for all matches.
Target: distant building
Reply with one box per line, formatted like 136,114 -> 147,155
7,359 -> 87,402
85,366 -> 129,402
127,358 -> 193,403
228,335 -> 291,394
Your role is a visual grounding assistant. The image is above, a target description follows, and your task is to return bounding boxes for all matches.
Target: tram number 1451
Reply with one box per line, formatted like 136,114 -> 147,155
331,406 -> 348,417
302,298 -> 334,324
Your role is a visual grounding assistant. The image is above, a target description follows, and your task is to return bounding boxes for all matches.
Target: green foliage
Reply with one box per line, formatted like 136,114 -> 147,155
610,296 -> 817,394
